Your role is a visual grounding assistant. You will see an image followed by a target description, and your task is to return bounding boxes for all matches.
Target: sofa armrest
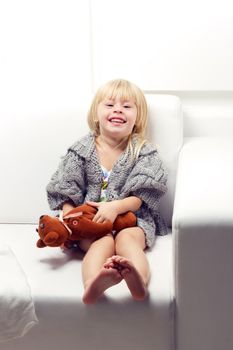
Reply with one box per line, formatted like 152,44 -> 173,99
172,137 -> 233,350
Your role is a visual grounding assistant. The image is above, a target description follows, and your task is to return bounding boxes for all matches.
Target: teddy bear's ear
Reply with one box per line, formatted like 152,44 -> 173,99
37,239 -> 46,248
43,232 -> 60,246
63,212 -> 83,220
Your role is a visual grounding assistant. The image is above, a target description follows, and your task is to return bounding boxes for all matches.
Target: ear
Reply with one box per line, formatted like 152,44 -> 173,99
63,211 -> 83,220
44,232 -> 60,246
37,239 -> 46,248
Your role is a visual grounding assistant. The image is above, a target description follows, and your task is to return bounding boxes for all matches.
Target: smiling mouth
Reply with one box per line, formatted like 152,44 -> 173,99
108,117 -> 126,124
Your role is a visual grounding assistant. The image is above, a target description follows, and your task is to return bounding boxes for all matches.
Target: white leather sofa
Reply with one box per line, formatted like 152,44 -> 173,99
173,136 -> 233,350
1,94 -> 233,350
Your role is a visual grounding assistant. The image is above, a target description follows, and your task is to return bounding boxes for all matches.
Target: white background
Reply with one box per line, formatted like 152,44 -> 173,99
1,0 -> 233,108
91,0 -> 233,91
0,0 -> 233,221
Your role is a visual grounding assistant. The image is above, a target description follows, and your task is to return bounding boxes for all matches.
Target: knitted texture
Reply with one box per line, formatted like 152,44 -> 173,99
46,132 -> 168,248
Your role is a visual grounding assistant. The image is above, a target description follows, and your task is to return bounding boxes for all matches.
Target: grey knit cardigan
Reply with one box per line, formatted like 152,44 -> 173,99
46,132 -> 168,248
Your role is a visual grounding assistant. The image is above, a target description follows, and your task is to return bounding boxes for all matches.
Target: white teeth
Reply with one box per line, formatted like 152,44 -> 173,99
109,118 -> 125,123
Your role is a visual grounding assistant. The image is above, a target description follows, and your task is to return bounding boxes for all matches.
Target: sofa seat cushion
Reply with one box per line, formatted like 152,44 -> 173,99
0,224 -> 173,350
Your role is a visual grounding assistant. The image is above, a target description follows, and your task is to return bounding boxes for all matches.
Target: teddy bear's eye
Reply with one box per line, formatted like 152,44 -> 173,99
72,220 -> 78,226
40,223 -> 45,229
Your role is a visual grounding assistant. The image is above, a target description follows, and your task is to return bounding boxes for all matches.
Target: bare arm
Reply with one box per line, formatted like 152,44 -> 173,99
87,196 -> 142,223
62,202 -> 75,215
112,196 -> 142,215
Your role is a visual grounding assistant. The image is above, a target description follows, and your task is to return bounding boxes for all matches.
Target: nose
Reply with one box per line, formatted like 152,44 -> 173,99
113,103 -> 123,113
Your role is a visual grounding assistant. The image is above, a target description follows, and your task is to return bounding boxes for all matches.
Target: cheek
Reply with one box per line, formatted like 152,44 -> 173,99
129,112 -> 137,126
126,119 -> 137,134
96,105 -> 105,118
97,107 -> 108,121
129,114 -> 137,132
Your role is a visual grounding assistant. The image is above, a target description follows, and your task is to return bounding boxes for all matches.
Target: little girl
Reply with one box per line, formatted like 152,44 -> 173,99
46,79 -> 167,304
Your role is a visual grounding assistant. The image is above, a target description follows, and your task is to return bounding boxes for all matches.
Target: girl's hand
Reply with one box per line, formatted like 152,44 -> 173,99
86,201 -> 119,224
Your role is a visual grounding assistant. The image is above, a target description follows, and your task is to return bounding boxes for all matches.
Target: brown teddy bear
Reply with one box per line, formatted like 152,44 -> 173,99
36,203 -> 137,248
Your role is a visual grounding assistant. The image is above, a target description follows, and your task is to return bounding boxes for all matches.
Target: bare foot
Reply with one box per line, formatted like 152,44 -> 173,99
82,267 -> 122,304
106,255 -> 148,301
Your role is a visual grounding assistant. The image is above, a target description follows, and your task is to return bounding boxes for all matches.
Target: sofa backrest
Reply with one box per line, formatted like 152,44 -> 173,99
146,95 -> 183,227
0,94 -> 183,226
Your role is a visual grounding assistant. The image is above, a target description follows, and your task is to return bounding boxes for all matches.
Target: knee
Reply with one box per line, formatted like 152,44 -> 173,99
115,229 -> 134,245
79,233 -> 114,253
115,228 -> 146,250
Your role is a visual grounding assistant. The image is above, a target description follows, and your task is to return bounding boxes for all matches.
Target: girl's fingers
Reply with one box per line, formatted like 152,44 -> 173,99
96,217 -> 107,224
92,213 -> 106,223
86,201 -> 99,208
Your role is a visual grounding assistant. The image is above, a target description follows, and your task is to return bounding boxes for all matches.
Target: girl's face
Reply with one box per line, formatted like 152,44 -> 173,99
96,98 -> 137,140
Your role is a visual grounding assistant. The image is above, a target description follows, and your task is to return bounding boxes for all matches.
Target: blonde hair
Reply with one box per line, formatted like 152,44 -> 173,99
87,79 -> 148,158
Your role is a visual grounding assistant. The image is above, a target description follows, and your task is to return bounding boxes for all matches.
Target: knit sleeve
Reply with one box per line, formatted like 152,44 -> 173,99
121,149 -> 167,214
46,150 -> 86,210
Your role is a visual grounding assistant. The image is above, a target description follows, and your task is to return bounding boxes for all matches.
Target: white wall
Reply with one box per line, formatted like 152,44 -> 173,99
90,0 -> 233,91
90,0 -> 233,137
0,0 -> 92,222
1,0 -> 233,141
1,0 -> 233,222
0,0 -> 92,115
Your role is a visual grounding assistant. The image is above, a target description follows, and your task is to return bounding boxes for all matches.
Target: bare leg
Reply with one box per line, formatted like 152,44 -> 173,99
82,234 -> 122,304
113,227 -> 150,300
